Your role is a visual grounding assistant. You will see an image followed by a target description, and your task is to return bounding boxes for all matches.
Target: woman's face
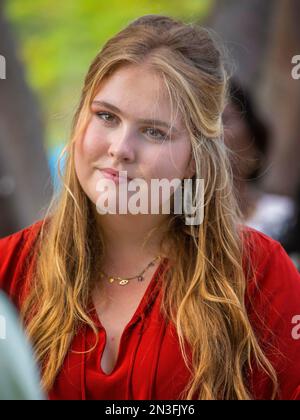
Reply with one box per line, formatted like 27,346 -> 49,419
74,64 -> 195,213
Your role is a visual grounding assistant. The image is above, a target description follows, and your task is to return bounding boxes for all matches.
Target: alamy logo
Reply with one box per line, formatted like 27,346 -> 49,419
0,54 -> 6,80
292,55 -> 300,80
95,172 -> 205,226
291,315 -> 300,340
0,315 -> 6,340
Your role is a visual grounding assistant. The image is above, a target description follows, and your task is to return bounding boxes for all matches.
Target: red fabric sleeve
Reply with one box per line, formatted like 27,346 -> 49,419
0,221 -> 43,310
245,231 -> 300,400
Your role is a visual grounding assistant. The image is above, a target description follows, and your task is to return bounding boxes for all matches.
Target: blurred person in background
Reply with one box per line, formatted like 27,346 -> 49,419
279,185 -> 300,271
223,79 -> 295,241
0,291 -> 44,400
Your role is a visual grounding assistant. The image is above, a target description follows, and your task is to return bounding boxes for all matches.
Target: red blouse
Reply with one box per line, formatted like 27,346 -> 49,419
1,220 -> 300,400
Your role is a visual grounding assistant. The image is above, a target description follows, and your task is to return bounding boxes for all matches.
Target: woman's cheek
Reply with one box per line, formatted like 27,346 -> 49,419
150,147 -> 186,181
81,124 -> 106,162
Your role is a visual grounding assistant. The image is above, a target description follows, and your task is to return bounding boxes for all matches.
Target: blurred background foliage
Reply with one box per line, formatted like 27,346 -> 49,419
5,0 -> 213,149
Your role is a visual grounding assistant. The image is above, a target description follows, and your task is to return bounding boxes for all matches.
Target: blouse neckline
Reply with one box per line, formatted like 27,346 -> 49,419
88,257 -> 169,331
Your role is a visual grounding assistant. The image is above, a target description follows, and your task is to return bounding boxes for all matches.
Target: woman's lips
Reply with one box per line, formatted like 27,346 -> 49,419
100,169 -> 131,184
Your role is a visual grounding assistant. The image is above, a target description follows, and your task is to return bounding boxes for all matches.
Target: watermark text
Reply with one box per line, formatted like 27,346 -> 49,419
0,54 -> 6,80
0,315 -> 6,340
292,55 -> 300,80
291,315 -> 300,340
95,172 -> 204,226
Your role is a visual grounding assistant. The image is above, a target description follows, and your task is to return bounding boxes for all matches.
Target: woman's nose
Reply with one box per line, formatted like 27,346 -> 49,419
107,127 -> 136,162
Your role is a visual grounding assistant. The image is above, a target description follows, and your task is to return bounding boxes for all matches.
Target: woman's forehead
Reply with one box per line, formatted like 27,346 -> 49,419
93,64 -> 183,127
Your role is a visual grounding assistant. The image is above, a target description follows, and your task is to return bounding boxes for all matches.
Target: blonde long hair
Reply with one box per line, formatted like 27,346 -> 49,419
21,15 -> 278,399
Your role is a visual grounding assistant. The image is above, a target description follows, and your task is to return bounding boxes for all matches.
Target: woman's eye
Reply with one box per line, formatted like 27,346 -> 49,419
144,128 -> 168,141
94,112 -> 168,141
96,112 -> 117,124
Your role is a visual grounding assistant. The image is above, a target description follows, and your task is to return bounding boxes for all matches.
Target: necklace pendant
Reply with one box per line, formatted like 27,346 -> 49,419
119,279 -> 129,286
137,275 -> 144,282
109,277 -> 115,283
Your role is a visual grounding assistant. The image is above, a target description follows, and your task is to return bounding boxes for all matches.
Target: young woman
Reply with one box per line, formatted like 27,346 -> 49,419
1,14 -> 300,400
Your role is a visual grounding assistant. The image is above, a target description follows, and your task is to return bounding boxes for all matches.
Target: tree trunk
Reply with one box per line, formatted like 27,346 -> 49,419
0,1 -> 52,237
258,0 -> 300,196
207,0 -> 274,88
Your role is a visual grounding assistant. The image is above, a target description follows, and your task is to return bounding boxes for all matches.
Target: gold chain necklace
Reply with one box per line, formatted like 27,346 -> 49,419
99,255 -> 161,286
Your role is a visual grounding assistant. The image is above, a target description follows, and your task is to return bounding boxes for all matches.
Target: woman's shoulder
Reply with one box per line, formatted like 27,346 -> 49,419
240,224 -> 300,297
240,224 -> 299,283
241,225 -> 300,339
0,219 -> 45,306
241,225 -> 282,265
241,226 -> 300,399
0,219 -> 44,251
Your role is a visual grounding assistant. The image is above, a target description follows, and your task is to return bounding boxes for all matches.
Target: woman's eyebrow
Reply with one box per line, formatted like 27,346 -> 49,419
92,100 -> 179,133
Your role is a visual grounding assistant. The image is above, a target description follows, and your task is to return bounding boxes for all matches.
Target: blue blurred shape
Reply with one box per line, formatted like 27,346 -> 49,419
47,143 -> 66,193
